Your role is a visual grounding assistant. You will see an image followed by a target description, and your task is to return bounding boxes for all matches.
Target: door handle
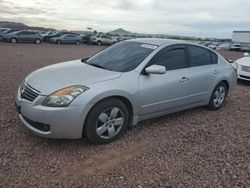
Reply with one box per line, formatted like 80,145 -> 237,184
213,70 -> 220,74
179,77 -> 189,82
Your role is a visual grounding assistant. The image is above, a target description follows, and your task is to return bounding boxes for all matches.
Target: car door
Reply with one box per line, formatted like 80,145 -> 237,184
62,34 -> 70,43
26,32 -> 36,42
22,31 -> 33,42
138,45 -> 190,116
107,37 -> 113,45
185,45 -> 220,105
101,35 -> 109,45
16,31 -> 27,42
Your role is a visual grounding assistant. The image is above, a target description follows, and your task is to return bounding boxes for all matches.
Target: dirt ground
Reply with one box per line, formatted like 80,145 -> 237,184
0,42 -> 249,187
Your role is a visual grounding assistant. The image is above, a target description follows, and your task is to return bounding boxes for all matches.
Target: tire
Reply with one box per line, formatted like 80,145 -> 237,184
207,82 -> 228,110
84,98 -> 129,144
10,38 -> 17,43
75,40 -> 80,45
35,39 -> 41,44
57,40 -> 61,44
97,41 -> 102,46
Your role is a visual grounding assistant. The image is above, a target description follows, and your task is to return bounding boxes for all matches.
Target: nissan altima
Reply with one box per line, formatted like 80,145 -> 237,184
15,39 -> 237,144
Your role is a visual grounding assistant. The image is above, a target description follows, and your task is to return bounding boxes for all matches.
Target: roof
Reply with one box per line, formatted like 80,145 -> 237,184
129,38 -> 187,46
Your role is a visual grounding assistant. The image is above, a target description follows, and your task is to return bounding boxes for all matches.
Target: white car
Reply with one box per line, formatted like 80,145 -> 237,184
208,44 -> 217,50
92,35 -> 117,45
234,53 -> 250,81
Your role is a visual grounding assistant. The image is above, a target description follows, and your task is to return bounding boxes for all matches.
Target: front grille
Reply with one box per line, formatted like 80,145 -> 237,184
21,83 -> 40,102
239,75 -> 250,79
241,65 -> 250,72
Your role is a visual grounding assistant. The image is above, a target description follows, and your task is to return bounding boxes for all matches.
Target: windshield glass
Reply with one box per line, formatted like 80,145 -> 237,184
86,41 -> 157,72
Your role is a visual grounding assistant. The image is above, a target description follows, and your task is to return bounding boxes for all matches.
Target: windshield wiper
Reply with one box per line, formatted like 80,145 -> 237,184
81,57 -> 89,63
81,57 -> 107,70
88,63 -> 107,70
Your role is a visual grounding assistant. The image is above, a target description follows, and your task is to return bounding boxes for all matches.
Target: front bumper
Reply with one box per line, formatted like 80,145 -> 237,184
15,87 -> 88,139
2,37 -> 10,42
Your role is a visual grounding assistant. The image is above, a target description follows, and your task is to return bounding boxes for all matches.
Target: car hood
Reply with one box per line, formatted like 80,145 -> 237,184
25,59 -> 122,95
236,57 -> 250,66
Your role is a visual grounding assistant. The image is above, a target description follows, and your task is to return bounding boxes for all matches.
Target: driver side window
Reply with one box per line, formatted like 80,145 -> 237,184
152,47 -> 187,71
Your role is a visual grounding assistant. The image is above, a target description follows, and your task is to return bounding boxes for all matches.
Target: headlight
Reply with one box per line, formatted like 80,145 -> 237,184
42,85 -> 89,107
231,61 -> 239,71
234,61 -> 239,68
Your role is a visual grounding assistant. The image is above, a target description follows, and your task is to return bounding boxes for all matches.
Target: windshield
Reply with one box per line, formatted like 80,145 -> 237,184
86,41 -> 157,72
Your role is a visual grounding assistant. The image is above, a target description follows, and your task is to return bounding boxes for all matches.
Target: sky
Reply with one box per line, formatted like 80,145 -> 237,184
0,0 -> 250,38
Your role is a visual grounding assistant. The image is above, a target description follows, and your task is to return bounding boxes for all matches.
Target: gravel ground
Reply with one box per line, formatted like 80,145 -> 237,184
0,42 -> 249,187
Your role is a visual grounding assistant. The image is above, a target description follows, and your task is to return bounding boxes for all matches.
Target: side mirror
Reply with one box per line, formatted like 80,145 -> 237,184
243,52 -> 249,57
145,65 -> 166,74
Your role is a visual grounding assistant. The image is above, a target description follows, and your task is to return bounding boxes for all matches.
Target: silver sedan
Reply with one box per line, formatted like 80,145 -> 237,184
49,34 -> 82,45
15,39 -> 237,144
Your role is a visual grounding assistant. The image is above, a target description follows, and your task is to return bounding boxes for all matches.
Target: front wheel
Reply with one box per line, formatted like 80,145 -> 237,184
207,82 -> 228,110
75,40 -> 80,45
97,41 -> 102,46
57,40 -> 61,44
84,99 -> 129,144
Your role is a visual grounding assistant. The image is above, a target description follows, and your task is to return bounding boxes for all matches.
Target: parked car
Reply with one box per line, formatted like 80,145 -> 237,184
203,42 -> 212,47
43,31 -> 77,42
0,28 -> 9,34
208,44 -> 217,50
233,53 -> 250,81
92,35 -> 117,45
230,43 -> 241,51
216,43 -> 231,51
0,29 -> 19,40
40,30 -> 57,37
2,30 -> 42,44
49,34 -> 82,45
15,39 -> 237,144
82,34 -> 95,45
117,37 -> 132,42
241,45 -> 250,52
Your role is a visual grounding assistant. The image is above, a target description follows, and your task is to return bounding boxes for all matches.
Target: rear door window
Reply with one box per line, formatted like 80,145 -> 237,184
188,45 -> 212,67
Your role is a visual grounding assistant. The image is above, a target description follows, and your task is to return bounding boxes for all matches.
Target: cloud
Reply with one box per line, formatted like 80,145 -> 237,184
0,0 -> 249,37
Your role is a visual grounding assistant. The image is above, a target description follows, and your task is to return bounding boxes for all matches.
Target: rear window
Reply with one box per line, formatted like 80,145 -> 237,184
87,41 -> 156,72
211,52 -> 218,64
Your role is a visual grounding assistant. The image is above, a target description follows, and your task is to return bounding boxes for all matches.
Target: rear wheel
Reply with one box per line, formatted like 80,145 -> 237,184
75,40 -> 80,45
57,40 -> 61,44
84,99 -> 129,144
207,82 -> 228,110
10,38 -> 17,43
35,39 -> 41,44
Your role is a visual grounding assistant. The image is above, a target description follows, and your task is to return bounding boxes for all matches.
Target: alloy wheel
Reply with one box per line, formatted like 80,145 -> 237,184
213,86 -> 226,107
96,107 -> 124,139
11,38 -> 17,43
35,39 -> 41,44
